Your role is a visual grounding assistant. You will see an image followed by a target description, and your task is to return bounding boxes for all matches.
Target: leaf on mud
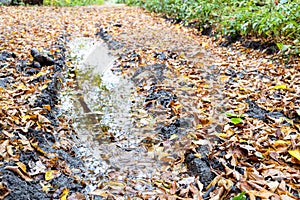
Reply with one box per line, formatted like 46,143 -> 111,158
16,162 -> 29,175
31,141 -> 47,155
288,149 -> 300,161
4,166 -> 33,182
230,118 -> 243,124
60,188 -> 69,200
45,170 -> 60,181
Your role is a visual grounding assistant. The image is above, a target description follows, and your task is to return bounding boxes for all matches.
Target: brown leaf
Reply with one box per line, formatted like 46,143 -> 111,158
0,182 -> 11,200
67,192 -> 86,200
4,166 -> 33,182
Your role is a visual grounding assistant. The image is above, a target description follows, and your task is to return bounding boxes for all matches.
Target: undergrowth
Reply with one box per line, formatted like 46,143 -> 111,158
117,0 -> 300,57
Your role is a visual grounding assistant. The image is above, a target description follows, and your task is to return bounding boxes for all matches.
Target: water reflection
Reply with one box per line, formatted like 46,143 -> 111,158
64,38 -> 164,195
63,37 -> 226,197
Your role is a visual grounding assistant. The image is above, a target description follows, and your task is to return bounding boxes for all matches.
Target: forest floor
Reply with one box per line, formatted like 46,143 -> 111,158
0,5 -> 299,200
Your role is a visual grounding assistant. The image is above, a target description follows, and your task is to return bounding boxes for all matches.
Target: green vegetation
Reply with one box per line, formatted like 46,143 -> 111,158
44,0 -> 104,6
117,0 -> 300,56
232,192 -> 246,200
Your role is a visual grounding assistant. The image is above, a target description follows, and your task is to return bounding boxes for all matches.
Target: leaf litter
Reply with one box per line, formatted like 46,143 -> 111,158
0,4 -> 299,200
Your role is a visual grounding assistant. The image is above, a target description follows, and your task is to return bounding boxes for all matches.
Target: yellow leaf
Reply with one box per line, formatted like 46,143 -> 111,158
217,133 -> 228,139
239,139 -> 247,143
45,170 -> 55,181
273,140 -> 291,148
169,134 -> 178,140
16,162 -> 28,174
220,75 -> 230,82
196,124 -> 202,129
42,84 -> 48,89
288,149 -> 300,161
41,183 -> 52,193
45,170 -> 54,181
17,83 -> 26,89
284,118 -> 293,125
175,24 -> 181,29
273,84 -> 287,90
60,188 -> 69,200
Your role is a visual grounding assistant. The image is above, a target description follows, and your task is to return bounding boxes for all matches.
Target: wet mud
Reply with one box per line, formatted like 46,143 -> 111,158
0,39 -> 90,199
220,34 -> 279,55
246,98 -> 300,124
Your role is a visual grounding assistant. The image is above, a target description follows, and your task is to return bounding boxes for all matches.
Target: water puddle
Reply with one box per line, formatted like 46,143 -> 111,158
63,37 -> 227,197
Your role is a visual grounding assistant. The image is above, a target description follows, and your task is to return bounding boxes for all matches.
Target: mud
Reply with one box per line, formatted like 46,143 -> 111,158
0,39 -> 91,199
185,145 -> 224,189
245,99 -> 300,125
220,34 -> 279,54
95,27 -> 123,50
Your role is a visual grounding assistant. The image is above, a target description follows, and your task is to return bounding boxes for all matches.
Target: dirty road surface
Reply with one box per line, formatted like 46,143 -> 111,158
0,4 -> 299,200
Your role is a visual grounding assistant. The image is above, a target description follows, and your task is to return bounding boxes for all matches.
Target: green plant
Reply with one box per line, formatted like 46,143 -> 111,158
120,0 -> 300,56
232,191 -> 246,200
44,0 -> 104,6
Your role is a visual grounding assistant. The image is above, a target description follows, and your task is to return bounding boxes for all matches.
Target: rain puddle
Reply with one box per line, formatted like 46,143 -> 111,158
62,37 -> 227,196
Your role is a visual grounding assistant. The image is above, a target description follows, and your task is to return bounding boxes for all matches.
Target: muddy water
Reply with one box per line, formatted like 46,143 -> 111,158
63,37 -> 227,197
63,38 -> 167,196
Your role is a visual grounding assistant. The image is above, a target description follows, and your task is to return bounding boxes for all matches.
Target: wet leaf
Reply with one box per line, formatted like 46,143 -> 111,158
16,162 -> 28,175
44,170 -> 60,181
60,188 -> 69,200
4,166 -> 33,182
45,170 -> 55,181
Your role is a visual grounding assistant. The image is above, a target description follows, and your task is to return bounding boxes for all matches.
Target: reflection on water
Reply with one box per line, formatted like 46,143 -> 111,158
63,38 -> 165,195
63,37 -> 227,197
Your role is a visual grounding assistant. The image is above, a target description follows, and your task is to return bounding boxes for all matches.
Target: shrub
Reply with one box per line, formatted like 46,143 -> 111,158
119,0 -> 299,56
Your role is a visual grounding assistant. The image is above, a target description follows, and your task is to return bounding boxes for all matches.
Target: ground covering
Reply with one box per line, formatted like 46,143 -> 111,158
0,4 -> 299,200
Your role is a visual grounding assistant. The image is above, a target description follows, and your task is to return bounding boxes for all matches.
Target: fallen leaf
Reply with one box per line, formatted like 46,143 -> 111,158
0,182 -> 11,200
4,166 -> 33,182
272,84 -> 287,90
288,149 -> 300,161
230,117 -> 243,124
60,188 -> 69,200
45,170 -> 60,181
